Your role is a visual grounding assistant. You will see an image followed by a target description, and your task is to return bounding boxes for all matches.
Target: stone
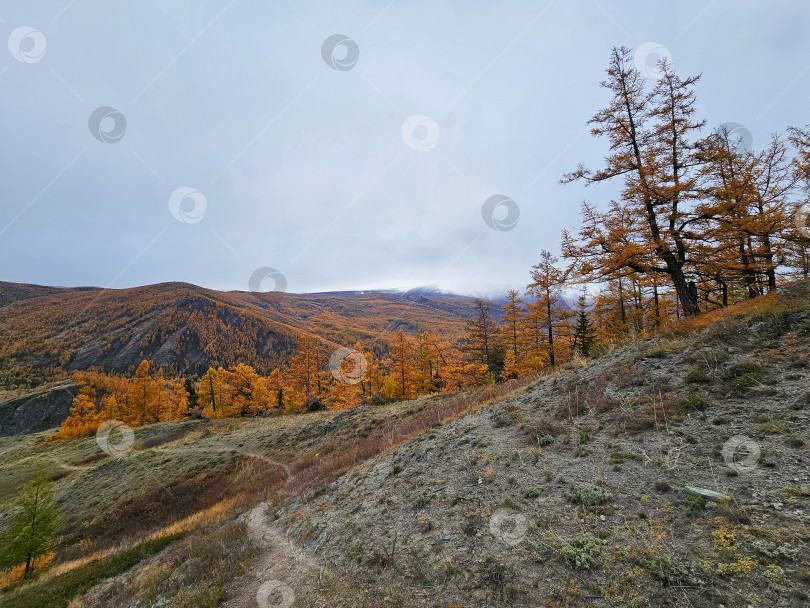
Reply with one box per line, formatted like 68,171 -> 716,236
683,486 -> 730,502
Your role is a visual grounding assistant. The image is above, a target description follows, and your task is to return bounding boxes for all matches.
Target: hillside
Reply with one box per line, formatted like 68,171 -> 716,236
0,281 -> 808,607
0,281 -> 495,387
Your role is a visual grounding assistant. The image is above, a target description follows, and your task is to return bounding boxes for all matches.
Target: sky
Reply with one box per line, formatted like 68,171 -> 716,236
1,0 -> 809,296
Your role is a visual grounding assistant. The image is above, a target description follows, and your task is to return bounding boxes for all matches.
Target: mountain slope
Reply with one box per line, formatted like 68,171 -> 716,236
0,281 -> 495,386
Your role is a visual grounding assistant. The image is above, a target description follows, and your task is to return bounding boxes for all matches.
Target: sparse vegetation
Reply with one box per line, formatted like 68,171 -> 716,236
558,533 -> 602,569
564,483 -> 612,507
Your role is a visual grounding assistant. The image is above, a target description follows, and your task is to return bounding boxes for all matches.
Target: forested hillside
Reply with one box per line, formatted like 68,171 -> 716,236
0,282 -> 489,387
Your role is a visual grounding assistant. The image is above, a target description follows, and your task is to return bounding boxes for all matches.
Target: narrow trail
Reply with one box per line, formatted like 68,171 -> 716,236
223,502 -> 322,608
157,443 -> 294,479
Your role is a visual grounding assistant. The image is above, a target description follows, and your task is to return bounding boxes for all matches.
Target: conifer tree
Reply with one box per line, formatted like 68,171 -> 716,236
563,48 -> 705,316
572,294 -> 596,356
526,250 -> 572,367
502,290 -> 524,376
0,473 -> 60,578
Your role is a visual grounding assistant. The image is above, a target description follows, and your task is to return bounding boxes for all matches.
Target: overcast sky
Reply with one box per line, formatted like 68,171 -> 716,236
1,1 -> 808,295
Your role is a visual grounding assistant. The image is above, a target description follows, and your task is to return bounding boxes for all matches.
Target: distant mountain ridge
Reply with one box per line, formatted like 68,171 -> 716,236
0,281 -> 501,387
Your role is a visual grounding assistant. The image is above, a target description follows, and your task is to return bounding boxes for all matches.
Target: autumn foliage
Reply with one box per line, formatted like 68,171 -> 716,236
56,329 -> 492,438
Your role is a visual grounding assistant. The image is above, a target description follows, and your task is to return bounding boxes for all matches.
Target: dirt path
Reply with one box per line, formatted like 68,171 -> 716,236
223,502 -> 321,608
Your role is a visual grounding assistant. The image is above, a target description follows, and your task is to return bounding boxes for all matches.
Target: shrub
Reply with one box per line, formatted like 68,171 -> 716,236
763,564 -> 788,584
609,451 -> 642,464
538,434 -> 555,446
685,368 -> 711,384
644,556 -> 697,586
751,539 -> 799,560
559,533 -> 602,569
564,483 -> 612,507
416,491 -> 434,509
682,494 -> 706,511
679,388 -> 707,411
391,464 -> 403,475
524,486 -> 543,499
722,362 -> 764,392
717,556 -> 756,575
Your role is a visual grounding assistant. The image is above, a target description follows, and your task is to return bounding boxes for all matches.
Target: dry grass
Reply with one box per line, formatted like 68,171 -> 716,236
275,377 -> 540,503
0,554 -> 54,590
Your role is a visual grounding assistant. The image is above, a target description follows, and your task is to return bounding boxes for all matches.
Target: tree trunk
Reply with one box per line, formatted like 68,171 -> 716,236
24,484 -> 40,578
663,252 -> 700,316
546,296 -> 555,367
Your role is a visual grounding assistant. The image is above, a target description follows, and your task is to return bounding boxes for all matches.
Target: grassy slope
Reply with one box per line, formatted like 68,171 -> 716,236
1,283 -> 809,607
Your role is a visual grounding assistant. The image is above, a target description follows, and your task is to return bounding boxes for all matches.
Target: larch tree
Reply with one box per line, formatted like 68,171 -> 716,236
288,335 -> 321,404
526,250 -> 572,367
563,48 -> 706,316
265,369 -> 283,411
129,360 -> 154,426
787,125 -> 810,277
390,329 -> 414,398
183,377 -> 198,412
198,366 -> 223,415
57,386 -> 98,438
222,363 -> 261,416
464,298 -> 502,376
699,128 -> 797,297
502,290 -> 524,376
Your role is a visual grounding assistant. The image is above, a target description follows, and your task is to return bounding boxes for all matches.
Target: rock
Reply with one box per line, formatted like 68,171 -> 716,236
0,380 -> 79,436
683,486 -> 730,502
432,534 -> 457,544
306,397 -> 329,412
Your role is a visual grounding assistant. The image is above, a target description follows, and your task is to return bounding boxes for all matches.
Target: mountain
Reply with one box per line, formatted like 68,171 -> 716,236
1,281 -> 808,607
0,281 -> 500,387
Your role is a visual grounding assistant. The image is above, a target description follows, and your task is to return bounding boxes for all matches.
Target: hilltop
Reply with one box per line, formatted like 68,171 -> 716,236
0,281 -> 808,607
